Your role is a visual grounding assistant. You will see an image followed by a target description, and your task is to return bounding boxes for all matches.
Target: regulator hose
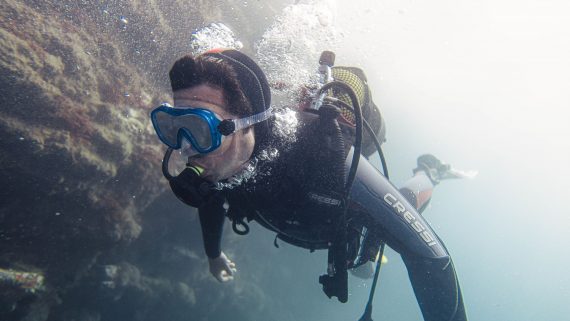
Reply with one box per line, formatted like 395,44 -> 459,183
162,147 -> 175,180
317,81 -> 363,196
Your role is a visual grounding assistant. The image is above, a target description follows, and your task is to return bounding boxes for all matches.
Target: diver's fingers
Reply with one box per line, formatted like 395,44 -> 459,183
219,270 -> 234,282
225,263 -> 237,276
217,271 -> 227,282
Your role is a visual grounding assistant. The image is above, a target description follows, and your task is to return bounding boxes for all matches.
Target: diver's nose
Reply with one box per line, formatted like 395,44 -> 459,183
180,138 -> 200,158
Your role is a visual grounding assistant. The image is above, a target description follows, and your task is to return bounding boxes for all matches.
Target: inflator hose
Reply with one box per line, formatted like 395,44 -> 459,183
316,81 -> 363,304
323,96 -> 391,321
324,97 -> 389,177
319,83 -> 394,319
317,81 -> 363,195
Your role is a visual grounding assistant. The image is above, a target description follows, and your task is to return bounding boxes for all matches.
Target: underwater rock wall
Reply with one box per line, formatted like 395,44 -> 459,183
0,0 -> 288,320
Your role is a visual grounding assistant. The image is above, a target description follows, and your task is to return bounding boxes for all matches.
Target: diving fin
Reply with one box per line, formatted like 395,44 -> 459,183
442,167 -> 479,180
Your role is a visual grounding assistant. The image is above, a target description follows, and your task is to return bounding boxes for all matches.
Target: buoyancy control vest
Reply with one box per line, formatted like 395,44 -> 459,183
223,109 -> 350,249
222,54 -> 388,302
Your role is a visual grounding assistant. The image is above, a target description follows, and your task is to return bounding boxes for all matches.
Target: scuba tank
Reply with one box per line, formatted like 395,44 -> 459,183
305,51 -> 387,157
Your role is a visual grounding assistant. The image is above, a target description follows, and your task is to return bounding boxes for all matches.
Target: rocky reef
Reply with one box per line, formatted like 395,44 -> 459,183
0,1 -> 289,320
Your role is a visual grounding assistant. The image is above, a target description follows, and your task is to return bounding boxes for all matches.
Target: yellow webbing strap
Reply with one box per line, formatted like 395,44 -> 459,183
331,67 -> 369,125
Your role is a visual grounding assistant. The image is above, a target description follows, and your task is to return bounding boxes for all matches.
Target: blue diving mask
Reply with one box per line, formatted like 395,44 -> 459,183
150,103 -> 274,156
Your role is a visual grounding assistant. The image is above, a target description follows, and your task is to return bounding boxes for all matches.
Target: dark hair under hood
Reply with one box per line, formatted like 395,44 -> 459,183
170,49 -> 273,155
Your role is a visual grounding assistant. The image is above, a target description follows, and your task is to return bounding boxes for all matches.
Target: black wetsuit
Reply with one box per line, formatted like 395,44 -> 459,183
198,111 -> 467,321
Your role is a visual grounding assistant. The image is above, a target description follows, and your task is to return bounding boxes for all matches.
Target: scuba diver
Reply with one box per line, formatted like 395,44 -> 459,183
150,48 -> 469,321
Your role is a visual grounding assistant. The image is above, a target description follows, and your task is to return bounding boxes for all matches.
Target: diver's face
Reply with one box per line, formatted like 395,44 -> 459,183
173,84 -> 255,182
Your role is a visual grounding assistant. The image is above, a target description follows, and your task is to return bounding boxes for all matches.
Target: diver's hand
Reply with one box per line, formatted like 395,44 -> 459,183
208,251 -> 237,282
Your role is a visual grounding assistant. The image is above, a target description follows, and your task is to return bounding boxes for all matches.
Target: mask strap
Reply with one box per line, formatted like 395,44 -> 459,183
218,107 -> 274,135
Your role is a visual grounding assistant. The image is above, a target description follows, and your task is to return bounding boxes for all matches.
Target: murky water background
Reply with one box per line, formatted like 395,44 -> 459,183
1,0 -> 569,320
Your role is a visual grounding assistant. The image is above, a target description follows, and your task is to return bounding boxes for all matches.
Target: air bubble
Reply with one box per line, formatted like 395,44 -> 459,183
190,23 -> 243,55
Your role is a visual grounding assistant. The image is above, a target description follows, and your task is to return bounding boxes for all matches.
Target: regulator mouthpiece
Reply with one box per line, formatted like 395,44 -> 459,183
169,164 -> 213,208
162,148 -> 213,208
188,165 -> 205,176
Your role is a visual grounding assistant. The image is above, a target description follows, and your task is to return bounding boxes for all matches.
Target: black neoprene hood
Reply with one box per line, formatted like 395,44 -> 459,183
202,49 -> 273,151
202,49 -> 271,115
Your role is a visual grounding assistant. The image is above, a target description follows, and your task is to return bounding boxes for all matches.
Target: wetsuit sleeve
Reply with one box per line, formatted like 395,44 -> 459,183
198,197 -> 226,259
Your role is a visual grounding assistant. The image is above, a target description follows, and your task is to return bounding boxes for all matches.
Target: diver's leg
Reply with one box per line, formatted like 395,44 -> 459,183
401,254 -> 467,321
400,153 -> 468,214
347,151 -> 447,259
347,150 -> 468,321
399,171 -> 434,214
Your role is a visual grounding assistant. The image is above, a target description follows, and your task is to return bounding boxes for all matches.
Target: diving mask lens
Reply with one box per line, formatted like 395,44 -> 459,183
172,113 -> 214,150
151,105 -> 221,152
153,110 -> 180,147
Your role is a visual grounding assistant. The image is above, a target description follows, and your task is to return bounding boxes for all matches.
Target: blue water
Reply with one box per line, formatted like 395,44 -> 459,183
4,0 -> 569,320
225,1 -> 570,320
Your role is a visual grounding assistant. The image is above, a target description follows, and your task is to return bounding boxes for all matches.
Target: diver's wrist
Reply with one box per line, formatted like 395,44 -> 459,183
207,250 -> 224,260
